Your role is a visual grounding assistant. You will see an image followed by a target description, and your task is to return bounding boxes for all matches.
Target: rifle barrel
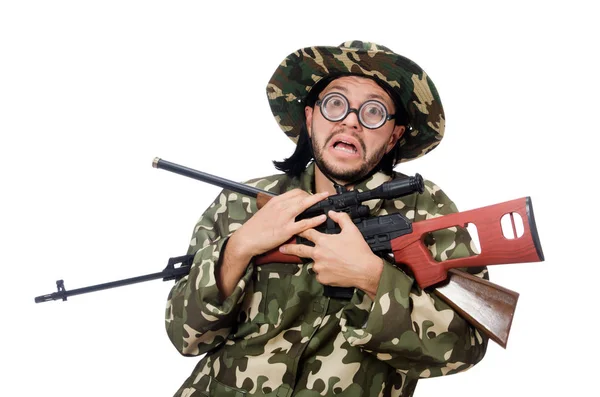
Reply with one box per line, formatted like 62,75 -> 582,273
34,271 -> 176,303
153,157 -> 276,199
34,254 -> 194,303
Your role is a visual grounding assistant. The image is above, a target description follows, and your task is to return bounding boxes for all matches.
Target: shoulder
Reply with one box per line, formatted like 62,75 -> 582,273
242,172 -> 301,195
212,171 -> 301,210
391,171 -> 458,218
198,172 -> 297,229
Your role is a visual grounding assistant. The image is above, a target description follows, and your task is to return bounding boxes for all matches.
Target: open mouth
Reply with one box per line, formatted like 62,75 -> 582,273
333,140 -> 358,154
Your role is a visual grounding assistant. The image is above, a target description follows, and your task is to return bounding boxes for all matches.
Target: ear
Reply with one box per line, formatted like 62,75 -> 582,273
386,125 -> 405,153
305,106 -> 314,138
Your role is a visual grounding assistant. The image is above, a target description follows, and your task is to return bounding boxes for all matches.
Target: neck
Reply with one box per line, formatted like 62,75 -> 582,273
314,167 -> 351,194
313,161 -> 384,194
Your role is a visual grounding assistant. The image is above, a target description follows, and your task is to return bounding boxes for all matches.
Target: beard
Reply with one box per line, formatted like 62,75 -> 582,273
310,128 -> 389,185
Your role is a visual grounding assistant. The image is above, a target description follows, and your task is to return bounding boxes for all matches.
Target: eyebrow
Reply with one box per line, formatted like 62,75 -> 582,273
325,85 -> 390,104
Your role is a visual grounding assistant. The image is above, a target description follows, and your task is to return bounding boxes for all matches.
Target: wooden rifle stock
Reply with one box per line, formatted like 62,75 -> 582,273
433,270 -> 519,349
391,197 -> 544,288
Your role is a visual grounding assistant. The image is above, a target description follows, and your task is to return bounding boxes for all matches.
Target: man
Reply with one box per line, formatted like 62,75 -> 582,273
165,41 -> 488,397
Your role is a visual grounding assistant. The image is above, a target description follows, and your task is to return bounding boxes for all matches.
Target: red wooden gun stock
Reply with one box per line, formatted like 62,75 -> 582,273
392,197 -> 544,288
256,197 -> 544,289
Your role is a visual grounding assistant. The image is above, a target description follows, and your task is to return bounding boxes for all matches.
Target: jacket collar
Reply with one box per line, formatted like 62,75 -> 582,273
298,162 -> 392,215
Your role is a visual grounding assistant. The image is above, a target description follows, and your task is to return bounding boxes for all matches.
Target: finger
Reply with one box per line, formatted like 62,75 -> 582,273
297,228 -> 323,243
264,189 -> 314,217
296,191 -> 330,213
327,210 -> 355,230
279,242 -> 315,259
273,190 -> 327,217
293,215 -> 327,235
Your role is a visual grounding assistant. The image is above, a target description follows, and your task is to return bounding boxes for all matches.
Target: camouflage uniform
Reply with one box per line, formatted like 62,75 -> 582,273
165,163 -> 488,397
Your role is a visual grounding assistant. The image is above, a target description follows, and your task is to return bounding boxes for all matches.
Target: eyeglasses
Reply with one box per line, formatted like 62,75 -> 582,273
315,92 -> 395,130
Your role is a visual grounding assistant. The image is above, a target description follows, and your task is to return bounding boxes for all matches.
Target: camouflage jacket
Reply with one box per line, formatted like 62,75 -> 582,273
165,163 -> 488,397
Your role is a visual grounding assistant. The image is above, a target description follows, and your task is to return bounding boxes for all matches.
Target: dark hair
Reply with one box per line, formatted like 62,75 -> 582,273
272,124 -> 315,176
273,74 -> 410,177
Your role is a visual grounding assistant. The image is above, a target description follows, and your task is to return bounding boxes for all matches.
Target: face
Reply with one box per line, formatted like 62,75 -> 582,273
305,76 -> 405,184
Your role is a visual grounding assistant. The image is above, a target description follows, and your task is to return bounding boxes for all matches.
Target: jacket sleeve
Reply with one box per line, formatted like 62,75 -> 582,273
339,180 -> 489,378
165,189 -> 256,356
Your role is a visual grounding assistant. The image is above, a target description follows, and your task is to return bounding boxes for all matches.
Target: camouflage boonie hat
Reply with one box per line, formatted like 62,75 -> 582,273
266,41 -> 445,164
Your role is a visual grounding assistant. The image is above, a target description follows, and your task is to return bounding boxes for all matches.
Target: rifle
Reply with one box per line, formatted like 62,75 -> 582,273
151,158 -> 544,348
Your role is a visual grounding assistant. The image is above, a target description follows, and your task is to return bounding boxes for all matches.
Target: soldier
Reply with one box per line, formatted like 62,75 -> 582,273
165,41 -> 488,397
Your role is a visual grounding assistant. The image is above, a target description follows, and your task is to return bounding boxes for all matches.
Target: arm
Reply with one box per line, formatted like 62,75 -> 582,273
165,189 -> 256,356
166,186 -> 329,356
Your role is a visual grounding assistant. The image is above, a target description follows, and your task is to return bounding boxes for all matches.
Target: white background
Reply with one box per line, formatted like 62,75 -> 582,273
1,1 -> 598,396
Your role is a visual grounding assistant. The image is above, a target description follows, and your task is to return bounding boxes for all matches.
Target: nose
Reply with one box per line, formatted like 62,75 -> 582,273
341,109 -> 362,130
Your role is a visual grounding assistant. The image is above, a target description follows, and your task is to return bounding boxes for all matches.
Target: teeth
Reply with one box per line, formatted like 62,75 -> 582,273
334,145 -> 357,154
333,140 -> 357,154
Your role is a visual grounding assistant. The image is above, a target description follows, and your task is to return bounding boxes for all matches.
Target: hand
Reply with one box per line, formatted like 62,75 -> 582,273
229,189 -> 330,262
279,210 -> 383,299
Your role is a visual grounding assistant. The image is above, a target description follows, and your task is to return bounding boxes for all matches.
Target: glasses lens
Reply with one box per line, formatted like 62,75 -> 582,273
359,101 -> 387,129
321,93 -> 348,121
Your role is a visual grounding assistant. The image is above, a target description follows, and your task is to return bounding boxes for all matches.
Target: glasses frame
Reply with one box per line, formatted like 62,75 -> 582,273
315,92 -> 396,130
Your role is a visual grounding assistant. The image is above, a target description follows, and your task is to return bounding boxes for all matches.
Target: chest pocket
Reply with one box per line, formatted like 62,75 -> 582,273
230,263 -> 299,339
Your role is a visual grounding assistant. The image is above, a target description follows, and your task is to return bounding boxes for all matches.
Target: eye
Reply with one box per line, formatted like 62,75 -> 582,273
366,106 -> 383,116
322,93 -> 348,119
324,93 -> 346,108
330,98 -> 344,108
361,102 -> 386,120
